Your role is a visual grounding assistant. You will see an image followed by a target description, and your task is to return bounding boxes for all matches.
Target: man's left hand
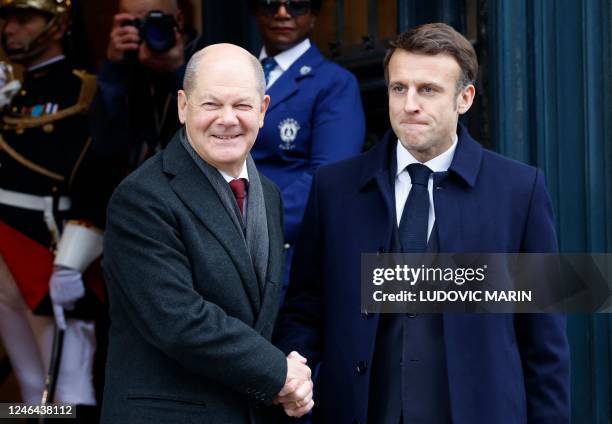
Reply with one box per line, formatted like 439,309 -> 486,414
275,378 -> 314,417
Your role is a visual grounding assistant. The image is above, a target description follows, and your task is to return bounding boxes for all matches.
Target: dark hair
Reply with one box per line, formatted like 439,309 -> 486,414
383,23 -> 478,92
246,0 -> 322,13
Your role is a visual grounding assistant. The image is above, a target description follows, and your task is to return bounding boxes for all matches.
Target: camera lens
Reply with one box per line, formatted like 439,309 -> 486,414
141,11 -> 176,53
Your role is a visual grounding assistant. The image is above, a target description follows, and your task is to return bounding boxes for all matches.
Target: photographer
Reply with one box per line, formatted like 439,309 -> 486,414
90,0 -> 201,177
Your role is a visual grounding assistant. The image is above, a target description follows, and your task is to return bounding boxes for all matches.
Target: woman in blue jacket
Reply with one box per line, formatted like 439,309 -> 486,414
249,0 -> 366,293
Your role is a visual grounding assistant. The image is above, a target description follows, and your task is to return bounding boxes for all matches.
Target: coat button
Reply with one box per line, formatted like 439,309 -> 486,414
283,243 -> 291,249
408,313 -> 418,318
356,360 -> 367,374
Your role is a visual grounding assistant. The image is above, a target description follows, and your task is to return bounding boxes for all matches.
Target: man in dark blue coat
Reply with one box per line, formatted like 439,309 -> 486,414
248,0 -> 365,291
274,23 -> 570,423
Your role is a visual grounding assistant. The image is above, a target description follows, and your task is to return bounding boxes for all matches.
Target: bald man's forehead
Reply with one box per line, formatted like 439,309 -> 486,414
193,55 -> 259,93
198,57 -> 257,84
119,0 -> 177,17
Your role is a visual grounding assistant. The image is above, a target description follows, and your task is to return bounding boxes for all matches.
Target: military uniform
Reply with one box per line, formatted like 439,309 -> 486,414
0,58 -> 96,245
0,57 -> 100,406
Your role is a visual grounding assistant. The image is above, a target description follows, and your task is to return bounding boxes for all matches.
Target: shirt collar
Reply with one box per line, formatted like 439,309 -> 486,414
258,38 -> 311,72
218,162 -> 249,183
183,129 -> 250,183
28,54 -> 66,72
396,133 -> 458,177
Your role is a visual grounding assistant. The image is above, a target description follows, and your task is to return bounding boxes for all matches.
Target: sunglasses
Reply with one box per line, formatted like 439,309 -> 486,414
257,0 -> 311,17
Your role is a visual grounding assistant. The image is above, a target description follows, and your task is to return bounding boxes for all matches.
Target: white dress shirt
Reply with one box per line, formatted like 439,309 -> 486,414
395,135 -> 458,240
258,38 -> 311,89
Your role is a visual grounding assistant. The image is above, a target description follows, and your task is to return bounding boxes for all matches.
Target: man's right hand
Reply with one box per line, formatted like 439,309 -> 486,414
107,13 -> 141,63
274,351 -> 314,418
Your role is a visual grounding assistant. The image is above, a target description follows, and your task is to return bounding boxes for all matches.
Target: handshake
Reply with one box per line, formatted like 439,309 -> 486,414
274,351 -> 314,418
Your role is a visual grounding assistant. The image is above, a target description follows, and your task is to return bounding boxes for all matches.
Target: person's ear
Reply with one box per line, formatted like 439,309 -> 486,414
457,84 -> 475,115
175,10 -> 184,31
259,94 -> 270,128
50,19 -> 68,41
309,13 -> 317,29
177,90 -> 188,124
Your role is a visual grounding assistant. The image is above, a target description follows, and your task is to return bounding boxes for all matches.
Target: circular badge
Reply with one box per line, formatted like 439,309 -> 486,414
278,118 -> 300,151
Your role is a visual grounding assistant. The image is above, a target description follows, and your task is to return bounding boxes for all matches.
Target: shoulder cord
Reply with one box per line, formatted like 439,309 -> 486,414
0,70 -> 97,181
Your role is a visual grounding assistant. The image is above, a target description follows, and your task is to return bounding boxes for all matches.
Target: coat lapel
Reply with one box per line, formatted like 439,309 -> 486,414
435,125 -> 483,253
266,45 -> 324,113
162,135 -> 262,312
358,129 -> 400,254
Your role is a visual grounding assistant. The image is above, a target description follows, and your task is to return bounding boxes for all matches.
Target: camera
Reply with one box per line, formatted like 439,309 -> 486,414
121,10 -> 178,53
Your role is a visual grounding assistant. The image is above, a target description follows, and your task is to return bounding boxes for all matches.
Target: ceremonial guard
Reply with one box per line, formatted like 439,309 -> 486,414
0,0 -> 103,420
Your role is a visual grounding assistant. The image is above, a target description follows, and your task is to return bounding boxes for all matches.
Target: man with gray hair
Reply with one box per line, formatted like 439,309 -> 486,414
101,43 -> 313,423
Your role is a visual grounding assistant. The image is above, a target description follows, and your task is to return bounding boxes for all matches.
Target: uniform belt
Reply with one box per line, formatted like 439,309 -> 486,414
0,188 -> 71,212
0,188 -> 71,245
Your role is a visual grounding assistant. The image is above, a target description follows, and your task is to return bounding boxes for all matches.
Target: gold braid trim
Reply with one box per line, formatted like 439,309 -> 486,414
73,70 -> 97,110
2,70 -> 97,131
0,134 -> 64,181
68,136 -> 91,190
0,70 -> 98,182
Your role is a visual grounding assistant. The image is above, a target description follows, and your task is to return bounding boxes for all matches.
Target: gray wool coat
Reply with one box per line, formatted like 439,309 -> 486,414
100,130 -> 287,424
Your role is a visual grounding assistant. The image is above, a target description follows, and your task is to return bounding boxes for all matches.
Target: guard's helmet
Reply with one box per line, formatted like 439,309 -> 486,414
0,0 -> 71,62
0,0 -> 71,18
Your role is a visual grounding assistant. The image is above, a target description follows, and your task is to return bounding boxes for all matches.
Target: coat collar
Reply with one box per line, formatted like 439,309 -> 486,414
448,124 -> 482,188
266,44 -> 324,112
358,124 -> 483,190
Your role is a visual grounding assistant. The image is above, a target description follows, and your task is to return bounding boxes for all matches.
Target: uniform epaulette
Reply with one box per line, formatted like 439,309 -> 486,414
2,69 -> 97,133
0,69 -> 96,182
72,69 -> 97,112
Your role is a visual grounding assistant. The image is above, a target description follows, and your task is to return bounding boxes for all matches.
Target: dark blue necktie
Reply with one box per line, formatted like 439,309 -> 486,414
261,57 -> 278,85
399,163 -> 433,252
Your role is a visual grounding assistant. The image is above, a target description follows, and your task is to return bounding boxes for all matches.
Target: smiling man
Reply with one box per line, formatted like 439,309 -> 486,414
101,44 -> 314,423
274,23 -> 570,423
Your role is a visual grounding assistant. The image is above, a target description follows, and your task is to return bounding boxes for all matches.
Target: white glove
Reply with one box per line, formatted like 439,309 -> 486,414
49,266 -> 85,330
0,62 -> 20,108
0,80 -> 21,108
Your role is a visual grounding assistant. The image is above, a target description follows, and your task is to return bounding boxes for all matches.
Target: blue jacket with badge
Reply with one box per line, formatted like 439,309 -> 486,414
251,44 -> 365,253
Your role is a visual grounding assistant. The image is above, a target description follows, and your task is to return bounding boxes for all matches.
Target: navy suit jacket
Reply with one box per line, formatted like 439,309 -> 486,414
274,126 -> 570,424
